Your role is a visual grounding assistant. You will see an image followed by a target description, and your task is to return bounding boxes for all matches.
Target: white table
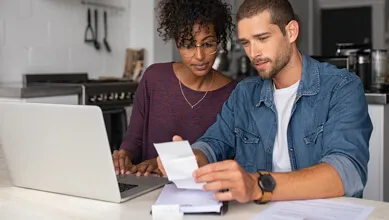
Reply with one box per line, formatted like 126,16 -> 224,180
1,151 -> 389,219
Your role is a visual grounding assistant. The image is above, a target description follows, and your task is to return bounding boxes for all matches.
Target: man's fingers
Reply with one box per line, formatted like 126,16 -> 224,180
172,135 -> 183,141
194,160 -> 238,178
203,180 -> 232,192
213,191 -> 234,201
195,170 -> 234,183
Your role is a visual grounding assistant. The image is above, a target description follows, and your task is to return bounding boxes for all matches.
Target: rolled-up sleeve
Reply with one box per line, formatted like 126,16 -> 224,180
192,142 -> 217,163
322,74 -> 373,197
320,155 -> 364,197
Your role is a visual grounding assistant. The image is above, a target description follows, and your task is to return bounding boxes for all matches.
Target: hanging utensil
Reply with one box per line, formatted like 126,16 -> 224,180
94,9 -> 100,50
84,8 -> 95,43
103,11 -> 112,52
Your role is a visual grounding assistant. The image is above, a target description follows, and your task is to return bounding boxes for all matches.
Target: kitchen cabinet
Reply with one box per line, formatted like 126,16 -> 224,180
363,104 -> 389,202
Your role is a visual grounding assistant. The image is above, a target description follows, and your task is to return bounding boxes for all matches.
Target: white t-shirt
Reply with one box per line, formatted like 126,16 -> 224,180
272,80 -> 300,172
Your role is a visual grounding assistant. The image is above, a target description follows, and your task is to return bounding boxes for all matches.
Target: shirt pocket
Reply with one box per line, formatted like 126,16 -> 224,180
304,124 -> 324,146
234,127 -> 260,172
303,124 -> 324,163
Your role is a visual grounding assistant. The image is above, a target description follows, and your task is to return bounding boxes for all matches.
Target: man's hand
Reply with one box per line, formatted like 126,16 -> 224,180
135,158 -> 162,176
157,135 -> 209,177
193,160 -> 262,203
112,149 -> 137,175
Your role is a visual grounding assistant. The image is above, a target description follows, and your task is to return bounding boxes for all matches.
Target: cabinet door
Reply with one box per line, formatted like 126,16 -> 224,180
363,105 -> 383,201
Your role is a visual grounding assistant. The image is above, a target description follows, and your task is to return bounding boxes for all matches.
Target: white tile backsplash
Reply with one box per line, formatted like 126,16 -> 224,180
31,0 -> 78,24
0,46 -> 30,82
69,47 -> 106,76
0,0 -> 32,20
0,0 -> 131,82
5,19 -> 50,47
0,20 -> 4,46
29,47 -> 71,72
48,23 -> 85,48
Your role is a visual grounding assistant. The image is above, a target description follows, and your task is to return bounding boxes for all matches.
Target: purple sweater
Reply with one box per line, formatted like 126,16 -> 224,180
120,62 -> 237,164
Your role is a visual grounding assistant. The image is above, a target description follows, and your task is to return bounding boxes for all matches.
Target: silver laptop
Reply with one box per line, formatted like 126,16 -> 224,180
0,102 -> 169,203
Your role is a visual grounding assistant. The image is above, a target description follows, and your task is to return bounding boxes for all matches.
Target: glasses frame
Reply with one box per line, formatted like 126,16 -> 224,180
179,41 -> 219,58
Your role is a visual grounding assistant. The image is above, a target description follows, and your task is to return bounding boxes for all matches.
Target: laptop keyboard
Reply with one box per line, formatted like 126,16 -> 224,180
118,183 -> 138,193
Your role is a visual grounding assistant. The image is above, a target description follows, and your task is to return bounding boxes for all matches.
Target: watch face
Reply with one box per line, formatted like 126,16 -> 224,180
259,174 -> 275,192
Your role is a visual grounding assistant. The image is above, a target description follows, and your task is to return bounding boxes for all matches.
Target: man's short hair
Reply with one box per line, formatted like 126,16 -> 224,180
236,0 -> 295,35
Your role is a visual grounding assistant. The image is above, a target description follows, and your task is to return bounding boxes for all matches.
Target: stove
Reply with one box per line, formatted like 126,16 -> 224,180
23,73 -> 138,109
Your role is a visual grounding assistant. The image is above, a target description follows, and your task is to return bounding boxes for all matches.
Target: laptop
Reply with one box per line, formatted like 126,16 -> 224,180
0,102 -> 169,203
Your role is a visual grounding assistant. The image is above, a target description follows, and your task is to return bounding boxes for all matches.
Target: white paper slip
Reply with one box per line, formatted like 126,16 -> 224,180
153,183 -> 222,214
252,199 -> 375,220
154,141 -> 204,190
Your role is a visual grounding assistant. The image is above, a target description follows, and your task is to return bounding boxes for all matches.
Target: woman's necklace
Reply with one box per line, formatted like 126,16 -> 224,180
178,67 -> 215,109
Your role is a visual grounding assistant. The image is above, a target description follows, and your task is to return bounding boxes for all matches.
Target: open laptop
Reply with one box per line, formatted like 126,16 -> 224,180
0,102 -> 169,203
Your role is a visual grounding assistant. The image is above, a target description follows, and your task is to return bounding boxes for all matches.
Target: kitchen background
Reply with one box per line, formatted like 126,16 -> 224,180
1,0 -> 389,204
0,0 -> 388,83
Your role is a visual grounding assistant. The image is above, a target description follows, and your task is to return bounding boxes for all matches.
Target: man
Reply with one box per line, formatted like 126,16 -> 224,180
158,0 -> 373,204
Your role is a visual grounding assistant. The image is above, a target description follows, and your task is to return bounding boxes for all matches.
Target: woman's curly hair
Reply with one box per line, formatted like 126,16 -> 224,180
156,0 -> 234,53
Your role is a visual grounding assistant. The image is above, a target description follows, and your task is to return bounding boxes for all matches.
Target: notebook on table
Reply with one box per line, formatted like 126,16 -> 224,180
152,183 -> 228,215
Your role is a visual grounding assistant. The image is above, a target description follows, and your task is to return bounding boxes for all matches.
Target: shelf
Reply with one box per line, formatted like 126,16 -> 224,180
81,0 -> 126,11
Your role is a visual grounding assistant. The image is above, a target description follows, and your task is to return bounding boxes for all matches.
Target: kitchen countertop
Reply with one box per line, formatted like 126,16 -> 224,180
0,83 -> 82,99
365,93 -> 389,105
0,83 -> 388,105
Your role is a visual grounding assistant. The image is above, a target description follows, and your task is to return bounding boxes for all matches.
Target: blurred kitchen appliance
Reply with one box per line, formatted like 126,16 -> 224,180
335,43 -> 371,56
23,73 -> 138,152
213,49 -> 230,72
356,52 -> 371,91
335,43 -> 372,74
371,50 -> 388,85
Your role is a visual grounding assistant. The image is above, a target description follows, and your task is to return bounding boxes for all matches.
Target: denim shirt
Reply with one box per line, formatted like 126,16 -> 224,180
192,53 -> 373,197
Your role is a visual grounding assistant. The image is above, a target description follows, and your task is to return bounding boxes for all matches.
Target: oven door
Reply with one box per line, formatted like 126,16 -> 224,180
102,108 -> 128,153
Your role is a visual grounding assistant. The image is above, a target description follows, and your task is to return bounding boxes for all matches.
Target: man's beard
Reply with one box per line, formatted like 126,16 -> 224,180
251,46 -> 292,80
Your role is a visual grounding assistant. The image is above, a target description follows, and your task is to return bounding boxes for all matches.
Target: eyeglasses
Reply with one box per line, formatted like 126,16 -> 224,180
179,41 -> 218,58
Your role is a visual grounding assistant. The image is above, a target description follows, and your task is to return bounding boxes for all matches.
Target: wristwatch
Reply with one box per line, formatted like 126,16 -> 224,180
254,171 -> 276,204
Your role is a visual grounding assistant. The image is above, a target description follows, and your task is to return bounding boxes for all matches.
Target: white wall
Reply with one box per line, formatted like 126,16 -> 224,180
0,0 -> 131,83
128,0 -> 173,68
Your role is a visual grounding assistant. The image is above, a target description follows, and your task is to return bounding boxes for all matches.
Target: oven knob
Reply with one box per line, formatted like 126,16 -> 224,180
114,93 -> 119,100
89,95 -> 97,102
119,92 -> 125,100
108,93 -> 115,100
97,94 -> 104,102
125,92 -> 132,99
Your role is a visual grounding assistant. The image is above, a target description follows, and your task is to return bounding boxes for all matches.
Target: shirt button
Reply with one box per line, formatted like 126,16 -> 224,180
244,136 -> 248,141
290,147 -> 295,152
266,148 -> 271,153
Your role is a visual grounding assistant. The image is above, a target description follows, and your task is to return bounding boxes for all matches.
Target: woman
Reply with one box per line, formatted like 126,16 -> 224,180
113,0 -> 237,176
